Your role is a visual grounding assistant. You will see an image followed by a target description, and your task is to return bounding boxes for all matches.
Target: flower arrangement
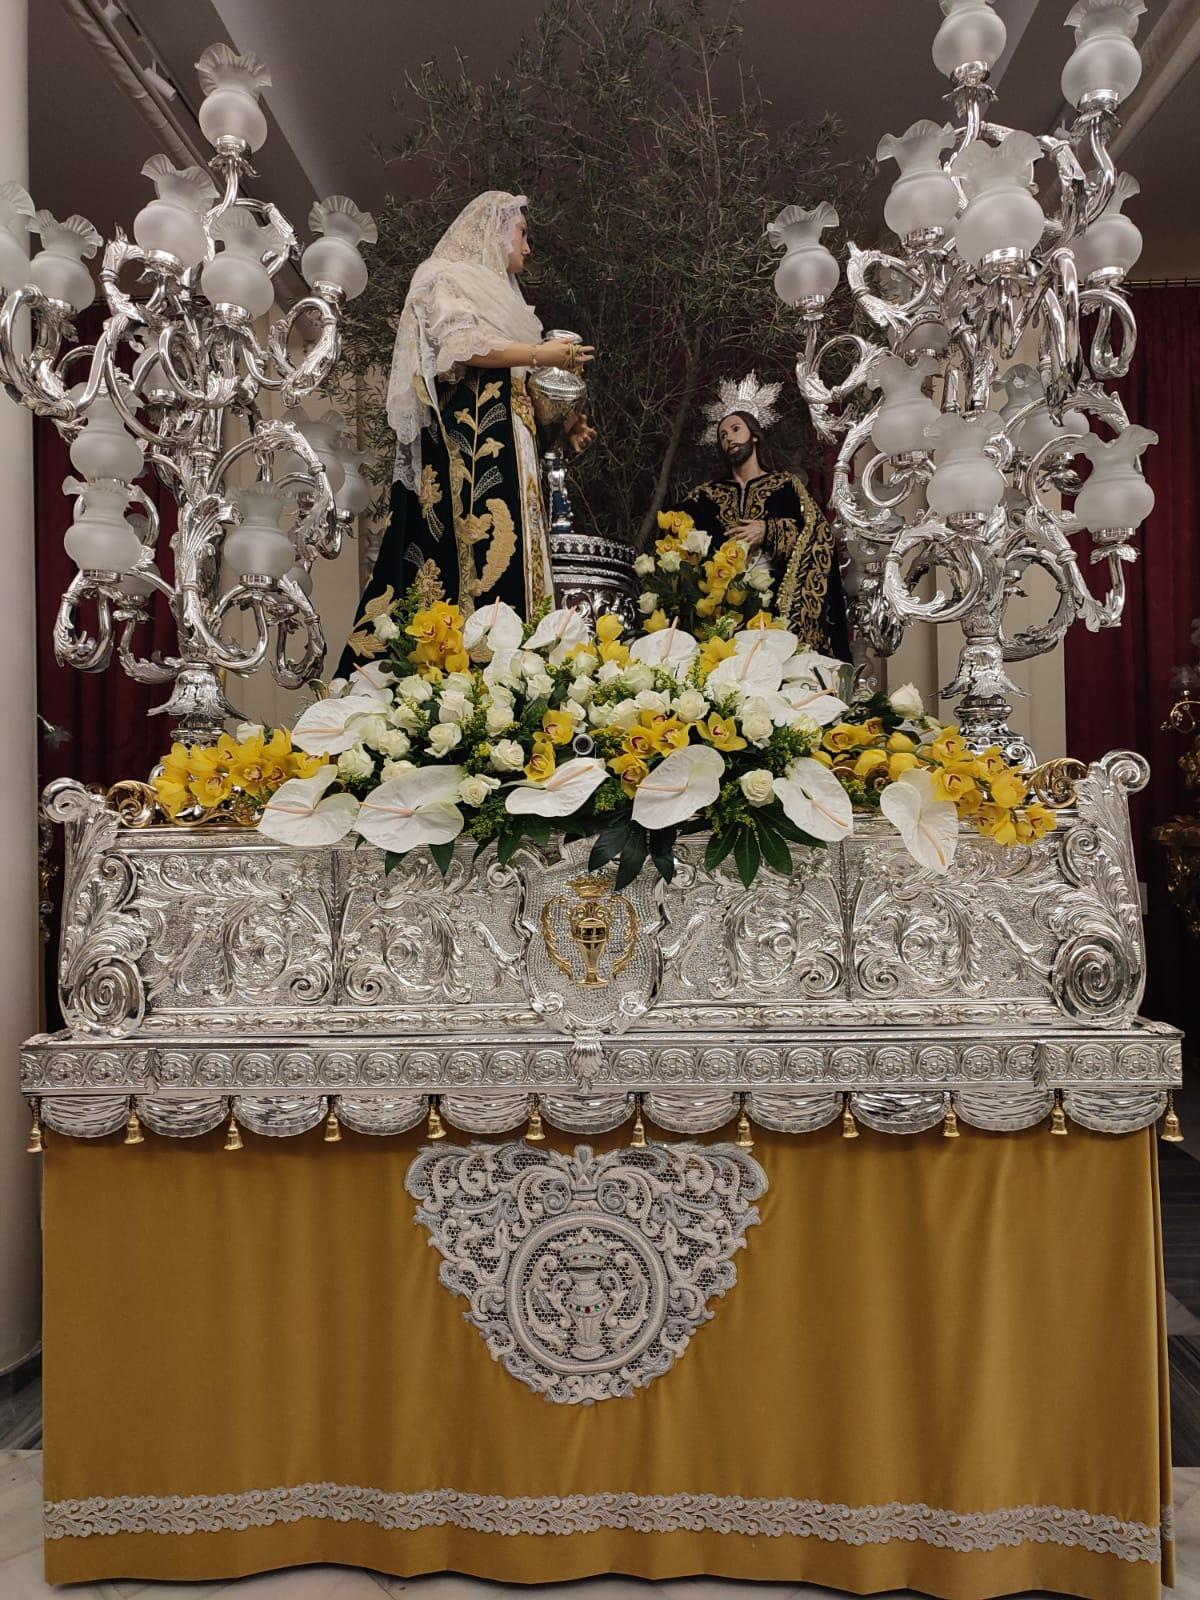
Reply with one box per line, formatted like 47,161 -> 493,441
152,726 -> 325,823
634,510 -> 774,636
215,580 -> 1057,887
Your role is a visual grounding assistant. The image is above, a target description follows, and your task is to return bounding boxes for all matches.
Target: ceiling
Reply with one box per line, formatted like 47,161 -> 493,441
28,0 -> 1200,282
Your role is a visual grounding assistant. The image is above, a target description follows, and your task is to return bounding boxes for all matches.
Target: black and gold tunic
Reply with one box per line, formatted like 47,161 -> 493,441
337,367 -> 550,677
677,471 -> 849,657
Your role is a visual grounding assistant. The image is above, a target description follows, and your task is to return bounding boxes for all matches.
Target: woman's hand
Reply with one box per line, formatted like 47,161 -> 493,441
564,411 -> 597,456
730,519 -> 767,551
535,340 -> 596,371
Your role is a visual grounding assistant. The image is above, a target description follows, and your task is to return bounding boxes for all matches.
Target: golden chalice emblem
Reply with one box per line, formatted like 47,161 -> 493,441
541,875 -> 638,989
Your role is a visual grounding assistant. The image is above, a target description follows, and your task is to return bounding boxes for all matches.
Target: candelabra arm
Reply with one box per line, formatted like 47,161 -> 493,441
1081,286 -> 1137,379
272,584 -> 326,689
53,575 -> 115,672
1081,111 -> 1117,228
183,582 -> 273,676
116,616 -> 177,685
795,332 -> 884,442
267,295 -> 342,406
883,519 -> 990,625
0,288 -> 80,420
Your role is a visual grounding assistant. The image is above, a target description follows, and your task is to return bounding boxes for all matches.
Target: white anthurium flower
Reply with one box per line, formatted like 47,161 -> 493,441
733,627 -> 799,663
879,767 -> 959,873
776,681 -> 849,727
505,757 -> 608,818
290,694 -> 382,755
705,635 -> 785,700
258,766 -> 359,846
353,765 -> 466,851
781,650 -> 847,686
345,662 -> 395,701
631,745 -> 724,830
462,598 -> 524,659
773,758 -> 855,843
629,619 -> 700,680
525,606 -> 590,662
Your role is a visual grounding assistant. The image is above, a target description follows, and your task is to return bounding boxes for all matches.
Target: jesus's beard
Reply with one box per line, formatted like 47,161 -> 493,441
722,439 -> 755,467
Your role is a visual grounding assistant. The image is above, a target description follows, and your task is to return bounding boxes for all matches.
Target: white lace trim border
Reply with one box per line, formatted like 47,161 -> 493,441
43,1486 -> 1167,1562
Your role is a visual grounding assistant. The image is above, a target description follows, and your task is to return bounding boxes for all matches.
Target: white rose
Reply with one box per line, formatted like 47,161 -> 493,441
568,675 -> 594,704
349,712 -> 390,749
427,722 -> 462,757
336,744 -> 374,781
597,661 -> 624,685
674,689 -> 710,723
739,768 -> 775,806
373,613 -> 400,643
388,703 -> 422,734
746,565 -> 772,591
380,758 -> 416,781
563,699 -> 588,723
375,728 -> 410,759
638,591 -> 659,615
606,698 -> 641,731
485,700 -> 515,735
683,529 -> 711,556
572,649 -> 598,675
660,550 -> 682,572
526,672 -> 554,699
458,773 -> 501,807
443,672 -> 474,694
633,553 -> 656,576
636,689 -> 668,712
235,721 -> 264,742
741,711 -> 774,747
890,681 -> 924,719
438,690 -> 473,724
623,663 -> 655,693
491,738 -> 527,772
395,675 -> 433,703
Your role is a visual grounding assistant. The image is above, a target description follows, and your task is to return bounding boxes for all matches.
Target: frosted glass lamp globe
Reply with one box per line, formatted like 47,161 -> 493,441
133,156 -> 217,269
301,197 -> 376,300
293,413 -> 346,496
195,44 -> 272,152
993,365 -> 1088,458
768,202 -> 840,307
224,484 -> 295,580
877,122 -> 958,238
0,181 -> 35,292
68,393 -> 143,483
334,444 -> 373,516
1072,173 -> 1142,281
1076,426 -> 1157,532
1062,0 -> 1145,108
871,354 -> 942,456
28,210 -> 102,312
62,480 -> 141,573
201,210 -> 278,319
926,413 -> 1005,516
932,0 -> 1007,78
952,132 -> 1044,269
285,563 -> 314,597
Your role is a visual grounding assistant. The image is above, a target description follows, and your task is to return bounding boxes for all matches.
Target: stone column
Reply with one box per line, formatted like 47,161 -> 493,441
0,0 -> 42,1374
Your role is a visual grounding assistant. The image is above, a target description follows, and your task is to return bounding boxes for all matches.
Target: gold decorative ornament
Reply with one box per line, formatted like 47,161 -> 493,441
26,1098 -> 43,1156
123,1105 -> 144,1146
841,1093 -> 859,1140
1162,1091 -> 1184,1143
631,1095 -> 648,1148
1050,1090 -> 1069,1136
323,1104 -> 342,1143
526,1096 -> 546,1143
735,1095 -> 754,1151
224,1109 -> 243,1152
943,1099 -> 960,1139
1025,758 -> 1088,809
426,1097 -> 447,1142
542,874 -> 637,989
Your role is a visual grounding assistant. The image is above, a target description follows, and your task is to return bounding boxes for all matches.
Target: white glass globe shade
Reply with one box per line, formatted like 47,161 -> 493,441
1076,466 -> 1155,532
900,319 -> 951,358
334,457 -> 372,516
28,250 -> 93,312
223,523 -> 295,581
65,493 -> 142,573
927,454 -> 1005,516
955,188 -> 1044,268
932,0 -> 1007,77
69,397 -> 143,482
300,236 -> 368,300
0,225 -> 29,291
884,170 -> 959,237
1018,404 -> 1089,458
200,252 -> 274,318
773,244 -> 839,305
1072,213 -> 1142,279
118,561 -> 160,600
133,197 -> 208,269
285,563 -> 314,597
198,88 -> 268,152
1062,35 -> 1142,107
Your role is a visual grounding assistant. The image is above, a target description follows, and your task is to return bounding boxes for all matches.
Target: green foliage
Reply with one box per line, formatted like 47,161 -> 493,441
333,0 -> 870,544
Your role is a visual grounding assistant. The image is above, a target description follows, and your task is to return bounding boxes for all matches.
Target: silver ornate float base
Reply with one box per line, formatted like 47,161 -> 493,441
21,752 -> 1181,1140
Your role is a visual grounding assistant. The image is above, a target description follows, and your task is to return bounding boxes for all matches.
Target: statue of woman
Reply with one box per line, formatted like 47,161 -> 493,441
338,191 -> 594,672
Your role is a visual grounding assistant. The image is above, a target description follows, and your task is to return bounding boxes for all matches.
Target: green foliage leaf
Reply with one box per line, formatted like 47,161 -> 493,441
615,824 -> 650,890
754,818 -> 793,877
649,826 -> 678,882
429,841 -> 456,875
733,826 -> 761,888
589,817 -> 633,871
704,828 -> 737,871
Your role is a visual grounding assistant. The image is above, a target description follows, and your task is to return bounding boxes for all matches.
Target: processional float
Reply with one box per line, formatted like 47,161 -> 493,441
5,3 -> 1182,1367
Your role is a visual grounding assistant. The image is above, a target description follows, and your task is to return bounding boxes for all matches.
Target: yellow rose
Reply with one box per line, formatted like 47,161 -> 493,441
643,609 -> 669,633
989,771 -> 1028,809
887,751 -> 920,780
854,748 -> 889,779
542,709 -> 577,746
697,714 -> 747,753
595,613 -> 625,644
524,739 -> 556,782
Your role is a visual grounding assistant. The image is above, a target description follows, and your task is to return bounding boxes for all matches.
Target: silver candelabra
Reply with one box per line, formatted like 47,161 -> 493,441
0,43 -> 375,743
775,0 -> 1155,762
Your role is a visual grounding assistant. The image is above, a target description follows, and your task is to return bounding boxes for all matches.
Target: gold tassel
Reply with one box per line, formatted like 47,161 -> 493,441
631,1095 -> 648,1148
526,1096 -> 546,1143
324,1103 -> 342,1143
26,1099 -> 43,1156
942,1098 -> 960,1139
427,1097 -> 446,1141
123,1104 -> 144,1146
1163,1091 -> 1184,1143
841,1093 -> 859,1140
1050,1089 -> 1068,1136
224,1109 -> 243,1152
735,1094 -> 754,1150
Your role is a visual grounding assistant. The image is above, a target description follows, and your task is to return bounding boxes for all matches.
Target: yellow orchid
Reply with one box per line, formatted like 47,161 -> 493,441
976,801 -> 1018,846
1023,801 -> 1057,839
598,639 -> 632,667
886,731 -> 918,753
595,614 -> 625,644
640,711 -> 690,753
932,767 -> 978,806
643,609 -> 669,632
542,709 -> 577,746
188,767 -> 233,808
726,585 -> 748,607
810,749 -> 834,768
623,726 -> 657,761
930,730 -> 968,765
287,751 -> 326,780
854,748 -> 889,779
744,610 -> 783,630
609,750 -> 650,795
697,635 -> 736,677
657,509 -> 695,536
989,771 -> 1028,809
887,751 -> 921,781
824,722 -> 873,752
153,772 -> 191,818
973,747 -> 1009,781
524,738 -> 556,783
955,785 -> 983,817
697,714 -> 747,753
694,595 -> 721,618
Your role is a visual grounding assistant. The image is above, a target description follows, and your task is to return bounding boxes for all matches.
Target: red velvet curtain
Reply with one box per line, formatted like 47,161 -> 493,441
1064,285 -> 1200,1039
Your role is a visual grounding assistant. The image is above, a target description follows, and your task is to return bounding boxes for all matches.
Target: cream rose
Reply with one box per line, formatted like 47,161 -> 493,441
336,745 -> 374,781
674,689 -> 710,723
890,681 -> 925,719
633,553 -> 656,576
373,613 -> 400,642
427,722 -> 462,757
458,773 -> 501,807
683,529 -> 711,556
739,768 -> 775,806
490,738 -> 526,772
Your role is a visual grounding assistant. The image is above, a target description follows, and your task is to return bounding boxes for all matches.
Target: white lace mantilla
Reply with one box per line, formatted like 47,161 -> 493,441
42,1486 -> 1165,1561
406,1141 -> 767,1403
